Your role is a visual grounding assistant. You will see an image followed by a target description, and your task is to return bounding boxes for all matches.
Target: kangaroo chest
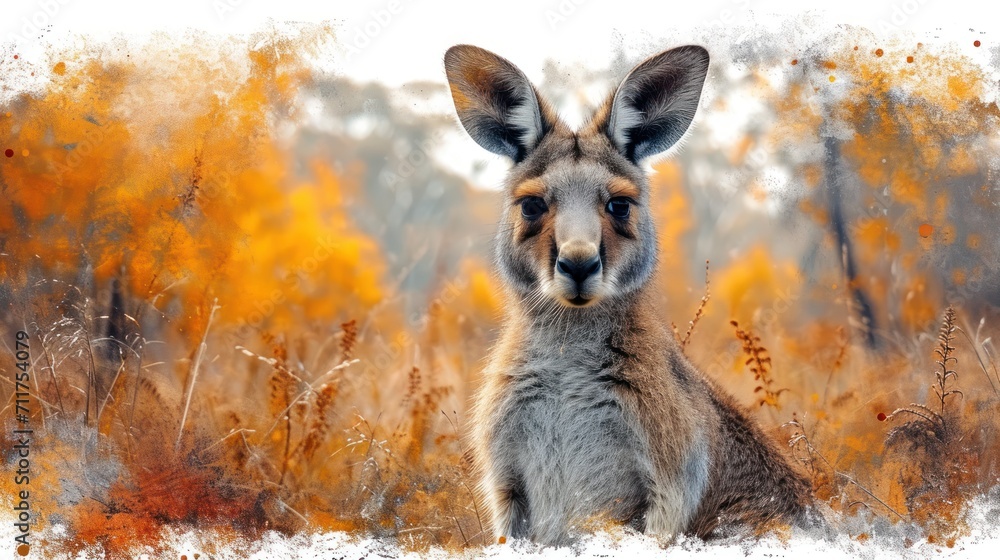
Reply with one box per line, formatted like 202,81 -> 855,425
490,344 -> 654,533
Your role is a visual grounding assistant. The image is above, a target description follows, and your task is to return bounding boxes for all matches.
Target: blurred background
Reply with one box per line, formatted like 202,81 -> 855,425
1,3 -> 999,555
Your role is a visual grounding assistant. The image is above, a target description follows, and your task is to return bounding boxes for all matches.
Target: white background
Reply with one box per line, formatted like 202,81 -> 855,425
3,0 -> 998,86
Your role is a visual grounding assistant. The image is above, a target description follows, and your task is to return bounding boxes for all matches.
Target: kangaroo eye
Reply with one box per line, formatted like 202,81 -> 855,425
520,196 -> 548,220
606,198 -> 631,219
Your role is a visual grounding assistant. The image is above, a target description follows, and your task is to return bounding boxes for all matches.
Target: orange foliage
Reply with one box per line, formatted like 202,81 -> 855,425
1,30 -> 999,558
0,26 -> 381,342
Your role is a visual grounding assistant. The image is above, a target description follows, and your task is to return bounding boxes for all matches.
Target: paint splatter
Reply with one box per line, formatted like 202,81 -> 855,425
4,149 -> 13,158
1,22 -> 999,558
974,40 -> 981,47
907,55 -> 915,63
875,48 -> 884,57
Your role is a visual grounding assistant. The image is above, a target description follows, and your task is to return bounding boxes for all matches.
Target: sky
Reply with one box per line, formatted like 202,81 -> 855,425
3,0 -> 996,86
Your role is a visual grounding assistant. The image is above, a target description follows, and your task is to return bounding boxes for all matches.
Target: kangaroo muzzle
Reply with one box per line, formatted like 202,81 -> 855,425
554,240 -> 602,305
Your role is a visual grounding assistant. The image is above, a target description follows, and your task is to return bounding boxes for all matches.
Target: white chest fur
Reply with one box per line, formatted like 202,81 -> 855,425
482,330 -> 656,542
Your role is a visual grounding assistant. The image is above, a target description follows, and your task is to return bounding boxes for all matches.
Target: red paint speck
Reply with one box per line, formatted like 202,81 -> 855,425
4,149 -> 13,158
875,49 -> 884,57
877,412 -> 887,422
975,40 -> 982,47
13,55 -> 18,60
791,59 -> 798,65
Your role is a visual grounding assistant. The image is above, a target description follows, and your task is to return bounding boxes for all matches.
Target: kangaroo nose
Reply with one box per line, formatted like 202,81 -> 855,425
557,255 -> 602,284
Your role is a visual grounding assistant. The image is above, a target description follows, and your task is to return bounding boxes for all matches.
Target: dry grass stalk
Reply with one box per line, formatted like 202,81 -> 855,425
884,306 -> 960,447
675,260 -> 711,350
301,382 -> 338,461
880,305 -> 981,538
176,299 -> 220,451
340,319 -> 358,362
786,416 -> 906,520
731,319 -> 787,408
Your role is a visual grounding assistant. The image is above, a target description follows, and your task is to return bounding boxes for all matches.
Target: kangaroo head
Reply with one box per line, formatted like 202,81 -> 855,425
445,45 -> 709,309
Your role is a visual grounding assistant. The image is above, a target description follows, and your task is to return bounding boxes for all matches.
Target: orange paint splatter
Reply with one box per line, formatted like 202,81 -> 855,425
17,544 -> 29,556
824,61 -> 837,69
974,40 -> 982,47
907,56 -> 915,63
0,29 -> 995,554
21,149 -> 29,157
875,48 -> 884,57
13,54 -> 18,60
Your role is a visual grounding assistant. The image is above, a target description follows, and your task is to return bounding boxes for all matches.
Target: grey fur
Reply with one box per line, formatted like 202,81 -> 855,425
445,44 -> 816,546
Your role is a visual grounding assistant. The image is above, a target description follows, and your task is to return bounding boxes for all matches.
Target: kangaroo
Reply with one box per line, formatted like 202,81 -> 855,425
444,44 -> 816,545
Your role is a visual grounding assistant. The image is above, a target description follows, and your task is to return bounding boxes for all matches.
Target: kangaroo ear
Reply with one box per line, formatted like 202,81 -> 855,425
444,45 -> 553,162
602,45 -> 709,163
